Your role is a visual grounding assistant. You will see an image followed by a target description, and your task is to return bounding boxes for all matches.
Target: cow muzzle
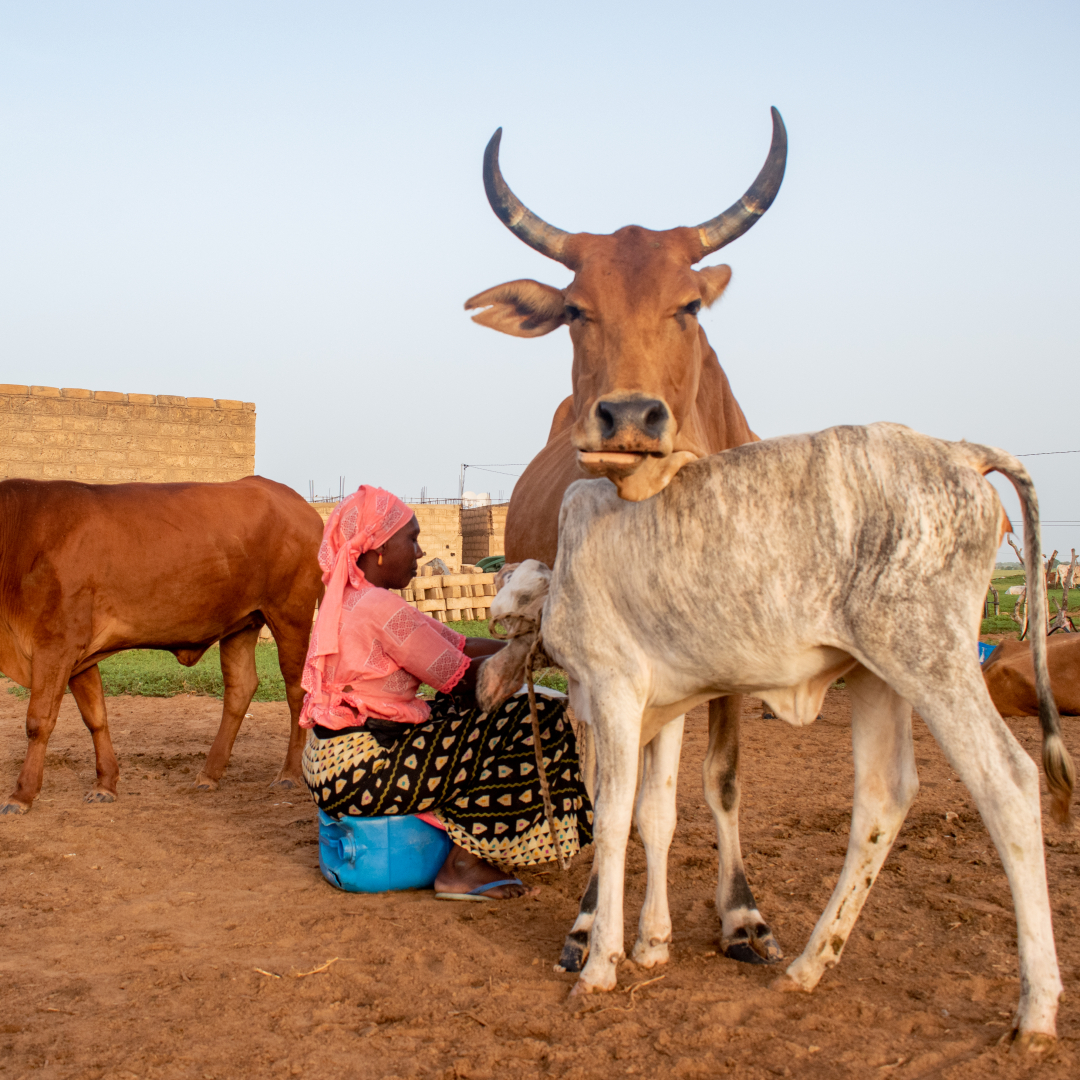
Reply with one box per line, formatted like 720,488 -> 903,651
575,396 -> 695,501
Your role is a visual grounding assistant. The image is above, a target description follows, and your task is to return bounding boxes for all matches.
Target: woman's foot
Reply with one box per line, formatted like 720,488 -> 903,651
434,844 -> 539,899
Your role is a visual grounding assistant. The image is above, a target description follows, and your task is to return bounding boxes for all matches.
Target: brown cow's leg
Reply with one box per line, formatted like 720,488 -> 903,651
68,665 -> 119,803
2,660 -> 71,815
266,619 -> 311,790
703,694 -> 782,963
194,626 -> 260,791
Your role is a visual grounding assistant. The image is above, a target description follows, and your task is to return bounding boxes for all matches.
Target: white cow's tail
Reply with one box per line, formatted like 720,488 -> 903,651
979,445 -> 1074,824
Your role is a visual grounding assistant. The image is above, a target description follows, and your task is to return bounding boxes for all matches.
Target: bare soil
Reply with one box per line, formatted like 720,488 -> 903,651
1,685 -> 1077,1080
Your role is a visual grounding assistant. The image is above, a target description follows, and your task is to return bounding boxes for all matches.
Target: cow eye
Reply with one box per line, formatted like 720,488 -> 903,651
680,299 -> 702,317
564,304 -> 584,322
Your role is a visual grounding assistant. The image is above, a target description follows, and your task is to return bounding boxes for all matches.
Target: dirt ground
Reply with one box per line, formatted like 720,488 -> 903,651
1,685 -> 1078,1080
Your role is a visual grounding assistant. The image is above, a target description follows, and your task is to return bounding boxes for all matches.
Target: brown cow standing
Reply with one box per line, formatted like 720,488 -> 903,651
984,634 -> 1080,716
0,476 -> 323,814
465,111 -> 789,964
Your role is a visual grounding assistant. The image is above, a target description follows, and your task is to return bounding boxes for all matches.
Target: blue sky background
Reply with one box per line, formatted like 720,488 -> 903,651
1,2 -> 1077,558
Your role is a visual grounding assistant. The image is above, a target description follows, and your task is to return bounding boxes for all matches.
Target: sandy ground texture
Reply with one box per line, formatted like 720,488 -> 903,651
1,683 -> 1078,1080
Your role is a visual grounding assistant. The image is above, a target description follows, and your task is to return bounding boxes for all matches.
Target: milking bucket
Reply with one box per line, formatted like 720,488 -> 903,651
317,809 -> 451,892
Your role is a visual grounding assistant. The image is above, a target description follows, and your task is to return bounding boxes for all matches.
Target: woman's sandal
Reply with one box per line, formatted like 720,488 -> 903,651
434,878 -> 525,901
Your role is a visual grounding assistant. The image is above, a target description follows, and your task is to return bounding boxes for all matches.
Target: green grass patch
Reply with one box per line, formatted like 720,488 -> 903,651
980,580 -> 1077,635
4,620 -> 567,702
6,642 -> 287,701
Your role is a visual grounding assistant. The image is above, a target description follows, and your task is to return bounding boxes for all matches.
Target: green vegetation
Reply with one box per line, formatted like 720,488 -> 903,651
6,642 -> 287,701
4,618 -> 570,700
981,575 -> 1076,635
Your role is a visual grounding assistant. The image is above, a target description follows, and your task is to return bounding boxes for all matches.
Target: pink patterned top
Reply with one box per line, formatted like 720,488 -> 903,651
299,582 -> 470,730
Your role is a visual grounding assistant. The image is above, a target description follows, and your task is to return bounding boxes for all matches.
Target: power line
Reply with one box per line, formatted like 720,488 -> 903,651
466,467 -> 525,478
1015,449 -> 1080,457
459,462 -> 529,496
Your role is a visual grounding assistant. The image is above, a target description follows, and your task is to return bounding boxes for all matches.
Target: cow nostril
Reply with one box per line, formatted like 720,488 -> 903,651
596,402 -> 616,439
644,406 -> 664,433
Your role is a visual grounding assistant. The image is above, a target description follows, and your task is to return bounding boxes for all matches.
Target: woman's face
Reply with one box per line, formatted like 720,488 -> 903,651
379,515 -> 425,588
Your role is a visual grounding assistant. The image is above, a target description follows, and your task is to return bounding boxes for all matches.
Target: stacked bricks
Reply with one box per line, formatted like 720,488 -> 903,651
391,564 -> 497,623
0,385 -> 255,484
461,503 -> 509,565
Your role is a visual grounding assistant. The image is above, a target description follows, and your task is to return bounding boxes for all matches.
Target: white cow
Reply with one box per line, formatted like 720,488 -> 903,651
478,422 -> 1073,1051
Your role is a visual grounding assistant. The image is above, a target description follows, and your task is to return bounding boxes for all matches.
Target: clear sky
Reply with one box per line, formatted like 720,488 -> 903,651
1,2 -> 1077,559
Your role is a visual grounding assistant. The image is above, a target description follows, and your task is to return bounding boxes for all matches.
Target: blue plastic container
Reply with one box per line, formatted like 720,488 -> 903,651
317,809 -> 451,893
978,641 -> 997,665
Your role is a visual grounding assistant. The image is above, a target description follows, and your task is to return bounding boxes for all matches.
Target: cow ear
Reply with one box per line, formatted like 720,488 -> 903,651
694,264 -> 732,308
465,280 -> 567,338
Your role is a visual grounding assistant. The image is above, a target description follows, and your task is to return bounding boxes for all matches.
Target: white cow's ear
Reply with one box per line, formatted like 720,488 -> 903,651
694,264 -> 732,309
465,280 -> 567,338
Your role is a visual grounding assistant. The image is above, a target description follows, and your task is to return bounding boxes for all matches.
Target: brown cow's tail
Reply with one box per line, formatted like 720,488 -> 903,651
978,444 -> 1075,824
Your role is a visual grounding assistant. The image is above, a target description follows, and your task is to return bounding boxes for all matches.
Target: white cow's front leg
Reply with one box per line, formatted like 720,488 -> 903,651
631,715 -> 684,969
777,666 -> 917,992
573,691 -> 642,996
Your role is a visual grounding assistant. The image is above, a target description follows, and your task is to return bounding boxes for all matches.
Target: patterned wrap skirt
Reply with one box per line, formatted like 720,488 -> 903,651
301,692 -> 593,868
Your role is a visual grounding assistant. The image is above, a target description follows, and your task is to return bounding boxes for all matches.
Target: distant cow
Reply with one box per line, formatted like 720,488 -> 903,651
0,477 -> 323,814
480,422 -> 1073,1050
984,635 -> 1080,716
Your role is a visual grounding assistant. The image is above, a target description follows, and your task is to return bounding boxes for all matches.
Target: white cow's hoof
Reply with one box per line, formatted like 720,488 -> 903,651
558,931 -> 590,973
722,923 -> 783,964
630,939 -> 670,969
770,972 -> 810,993
1010,1030 -> 1055,1055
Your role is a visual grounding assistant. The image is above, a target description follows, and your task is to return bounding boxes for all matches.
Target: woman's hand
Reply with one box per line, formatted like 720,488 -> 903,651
450,639 -> 506,706
463,637 -> 506,659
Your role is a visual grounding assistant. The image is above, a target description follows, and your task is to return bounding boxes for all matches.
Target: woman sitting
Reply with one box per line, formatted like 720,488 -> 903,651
300,485 -> 593,899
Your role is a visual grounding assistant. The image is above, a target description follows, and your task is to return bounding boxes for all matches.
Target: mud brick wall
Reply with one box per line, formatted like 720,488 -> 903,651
309,502 -> 465,571
0,385 -> 255,484
309,502 -> 510,573
461,504 -> 509,565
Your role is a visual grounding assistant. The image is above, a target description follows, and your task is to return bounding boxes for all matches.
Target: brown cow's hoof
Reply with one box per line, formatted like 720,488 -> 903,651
0,799 -> 31,816
193,773 -> 219,792
1010,1030 -> 1055,1055
84,789 -> 117,804
269,775 -> 302,791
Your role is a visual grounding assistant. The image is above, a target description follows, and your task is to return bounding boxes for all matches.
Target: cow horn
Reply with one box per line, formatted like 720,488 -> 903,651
483,128 -> 571,264
695,107 -> 788,259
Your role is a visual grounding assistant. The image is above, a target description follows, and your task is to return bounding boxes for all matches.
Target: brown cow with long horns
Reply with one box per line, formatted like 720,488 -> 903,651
466,110 -> 788,964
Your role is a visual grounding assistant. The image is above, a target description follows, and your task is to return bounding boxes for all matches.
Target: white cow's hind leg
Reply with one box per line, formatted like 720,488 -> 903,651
704,695 -> 783,963
557,870 -> 597,973
777,666 -> 917,992
910,673 -> 1062,1048
631,715 -> 685,968
573,686 -> 643,995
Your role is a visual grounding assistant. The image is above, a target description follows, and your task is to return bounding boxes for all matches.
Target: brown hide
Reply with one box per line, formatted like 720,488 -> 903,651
504,333 -> 755,566
0,476 -> 324,812
983,634 -> 1080,716
467,112 -> 784,562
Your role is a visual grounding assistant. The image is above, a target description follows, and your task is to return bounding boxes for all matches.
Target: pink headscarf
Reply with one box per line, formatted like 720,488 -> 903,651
311,485 -> 411,662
